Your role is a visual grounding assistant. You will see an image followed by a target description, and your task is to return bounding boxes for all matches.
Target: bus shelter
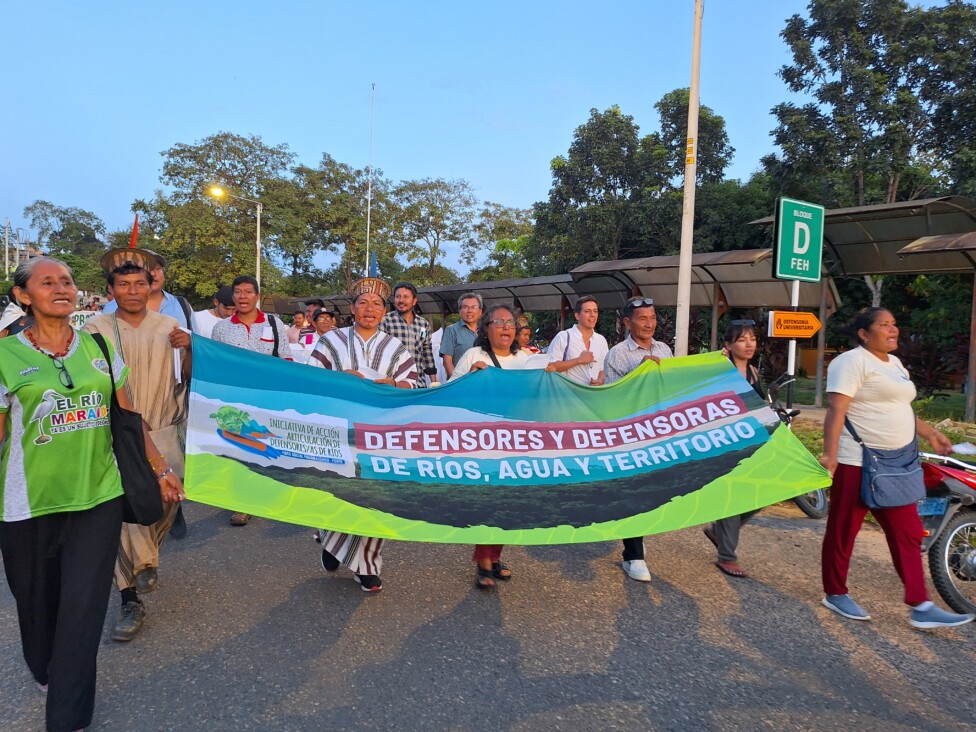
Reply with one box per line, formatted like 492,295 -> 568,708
752,195 -> 976,414
898,231 -> 976,422
570,249 -> 840,351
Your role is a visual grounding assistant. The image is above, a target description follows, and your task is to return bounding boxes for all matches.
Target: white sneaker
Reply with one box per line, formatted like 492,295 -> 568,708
621,559 -> 651,582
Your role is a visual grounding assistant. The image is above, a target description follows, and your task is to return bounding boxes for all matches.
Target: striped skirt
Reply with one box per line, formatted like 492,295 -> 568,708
319,531 -> 384,576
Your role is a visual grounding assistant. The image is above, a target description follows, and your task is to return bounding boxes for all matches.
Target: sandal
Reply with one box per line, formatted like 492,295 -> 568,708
715,561 -> 748,578
476,566 -> 495,589
491,562 -> 512,580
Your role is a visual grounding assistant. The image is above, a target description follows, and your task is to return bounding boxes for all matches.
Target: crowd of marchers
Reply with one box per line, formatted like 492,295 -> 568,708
0,248 -> 971,732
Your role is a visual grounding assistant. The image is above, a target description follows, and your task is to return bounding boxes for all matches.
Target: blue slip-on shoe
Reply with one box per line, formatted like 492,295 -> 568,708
822,594 -> 871,621
909,604 -> 974,630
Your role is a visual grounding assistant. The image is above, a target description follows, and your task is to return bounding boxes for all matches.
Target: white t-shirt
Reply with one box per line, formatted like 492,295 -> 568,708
449,347 -> 534,379
430,328 -> 447,385
547,325 -> 609,385
191,309 -> 222,339
826,347 -> 917,467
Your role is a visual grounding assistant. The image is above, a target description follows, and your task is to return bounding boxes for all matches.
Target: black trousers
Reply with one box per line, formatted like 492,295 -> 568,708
0,497 -> 122,732
622,536 -> 645,561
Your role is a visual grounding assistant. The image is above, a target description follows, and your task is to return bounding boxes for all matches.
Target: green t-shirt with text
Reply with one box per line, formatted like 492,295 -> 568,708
0,330 -> 129,521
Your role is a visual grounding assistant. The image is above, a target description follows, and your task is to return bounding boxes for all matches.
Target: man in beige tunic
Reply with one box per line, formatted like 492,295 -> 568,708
84,252 -> 191,641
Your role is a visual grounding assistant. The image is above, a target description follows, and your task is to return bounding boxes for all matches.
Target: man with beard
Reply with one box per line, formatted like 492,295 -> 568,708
83,250 -> 191,641
379,281 -> 437,387
603,297 -> 673,584
306,277 -> 417,592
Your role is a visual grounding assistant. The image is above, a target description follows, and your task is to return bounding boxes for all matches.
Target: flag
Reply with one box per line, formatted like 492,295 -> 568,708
184,341 -> 831,545
369,251 -> 378,277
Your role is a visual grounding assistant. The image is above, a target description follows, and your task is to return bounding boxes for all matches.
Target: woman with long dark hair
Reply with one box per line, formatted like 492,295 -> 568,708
820,307 -> 972,629
704,319 -> 763,578
450,304 -> 536,588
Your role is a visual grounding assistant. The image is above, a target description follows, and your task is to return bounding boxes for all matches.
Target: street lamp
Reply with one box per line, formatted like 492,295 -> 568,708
209,186 -> 263,289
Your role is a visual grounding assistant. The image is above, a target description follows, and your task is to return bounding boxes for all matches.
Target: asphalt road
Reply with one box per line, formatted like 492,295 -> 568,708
2,495 -> 973,732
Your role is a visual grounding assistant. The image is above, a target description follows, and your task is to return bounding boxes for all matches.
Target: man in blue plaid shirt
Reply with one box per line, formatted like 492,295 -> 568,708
379,282 -> 437,387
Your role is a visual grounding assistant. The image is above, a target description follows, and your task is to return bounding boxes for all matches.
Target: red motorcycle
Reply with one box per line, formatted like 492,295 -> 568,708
919,453 -> 976,615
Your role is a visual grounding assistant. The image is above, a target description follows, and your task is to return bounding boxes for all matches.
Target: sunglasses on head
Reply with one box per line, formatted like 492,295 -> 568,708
621,297 -> 654,316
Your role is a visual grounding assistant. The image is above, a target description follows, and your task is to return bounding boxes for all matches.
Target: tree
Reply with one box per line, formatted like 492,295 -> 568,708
160,132 -> 294,204
464,202 -> 533,268
917,0 -> 976,197
22,200 -> 106,256
525,96 -> 736,276
133,193 -> 258,302
767,0 -> 929,208
127,132 -> 299,300
525,106 -> 646,275
762,0 -> 973,305
648,88 -> 735,186
286,155 -> 400,293
468,235 -> 531,281
393,178 -> 478,284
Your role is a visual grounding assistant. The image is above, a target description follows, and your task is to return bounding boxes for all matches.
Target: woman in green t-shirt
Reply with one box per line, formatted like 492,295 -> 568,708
0,257 -> 185,732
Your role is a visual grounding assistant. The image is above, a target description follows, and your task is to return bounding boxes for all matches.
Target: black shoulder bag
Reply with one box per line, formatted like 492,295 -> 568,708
268,314 -> 280,358
844,416 -> 924,509
91,333 -> 165,526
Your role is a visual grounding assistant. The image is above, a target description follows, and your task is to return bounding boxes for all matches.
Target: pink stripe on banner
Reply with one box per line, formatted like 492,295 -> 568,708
354,392 -> 747,454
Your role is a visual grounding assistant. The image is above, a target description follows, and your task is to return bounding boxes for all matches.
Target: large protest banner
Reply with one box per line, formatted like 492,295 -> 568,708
184,336 -> 831,544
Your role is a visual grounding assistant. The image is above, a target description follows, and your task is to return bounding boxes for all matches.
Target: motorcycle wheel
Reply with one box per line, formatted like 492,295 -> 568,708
793,489 -> 829,519
928,510 -> 976,616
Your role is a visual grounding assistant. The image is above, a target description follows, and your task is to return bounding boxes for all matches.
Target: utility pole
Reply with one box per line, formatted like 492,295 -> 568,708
674,0 -> 704,356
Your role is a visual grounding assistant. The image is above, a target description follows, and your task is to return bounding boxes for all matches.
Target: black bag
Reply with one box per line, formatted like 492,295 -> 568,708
91,333 -> 164,526
845,417 -> 924,509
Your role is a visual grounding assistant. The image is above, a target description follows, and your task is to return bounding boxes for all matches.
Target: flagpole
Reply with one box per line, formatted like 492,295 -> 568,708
365,82 -> 376,276
4,219 -> 9,280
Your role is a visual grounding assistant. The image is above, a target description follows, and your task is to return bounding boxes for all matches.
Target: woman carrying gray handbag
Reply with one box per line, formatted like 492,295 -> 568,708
819,307 -> 973,630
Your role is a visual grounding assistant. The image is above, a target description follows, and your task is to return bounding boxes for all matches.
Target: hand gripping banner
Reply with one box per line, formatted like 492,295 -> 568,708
184,336 -> 831,544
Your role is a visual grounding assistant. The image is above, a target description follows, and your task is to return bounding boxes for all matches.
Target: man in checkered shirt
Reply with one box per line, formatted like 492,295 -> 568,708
604,297 -> 673,584
379,281 -> 437,387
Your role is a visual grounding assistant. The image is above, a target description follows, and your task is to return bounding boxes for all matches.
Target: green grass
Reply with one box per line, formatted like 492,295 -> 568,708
791,422 -> 823,459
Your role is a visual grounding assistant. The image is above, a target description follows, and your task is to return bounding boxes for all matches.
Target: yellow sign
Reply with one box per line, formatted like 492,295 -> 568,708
768,311 -> 821,339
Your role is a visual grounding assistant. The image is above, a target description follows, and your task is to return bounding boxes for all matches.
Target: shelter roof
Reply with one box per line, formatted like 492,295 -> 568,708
896,232 -> 976,271
750,196 -> 976,276
570,249 -> 839,312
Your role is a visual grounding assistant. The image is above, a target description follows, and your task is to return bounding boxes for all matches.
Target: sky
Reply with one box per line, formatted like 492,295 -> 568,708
1,1 -> 813,263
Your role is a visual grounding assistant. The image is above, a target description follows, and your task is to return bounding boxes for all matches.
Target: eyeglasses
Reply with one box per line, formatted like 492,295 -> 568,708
460,304 -> 481,311
730,319 -> 756,326
52,356 -> 74,389
488,319 -> 517,328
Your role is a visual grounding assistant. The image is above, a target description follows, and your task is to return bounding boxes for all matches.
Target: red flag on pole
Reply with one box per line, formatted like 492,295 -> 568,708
129,214 -> 139,249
